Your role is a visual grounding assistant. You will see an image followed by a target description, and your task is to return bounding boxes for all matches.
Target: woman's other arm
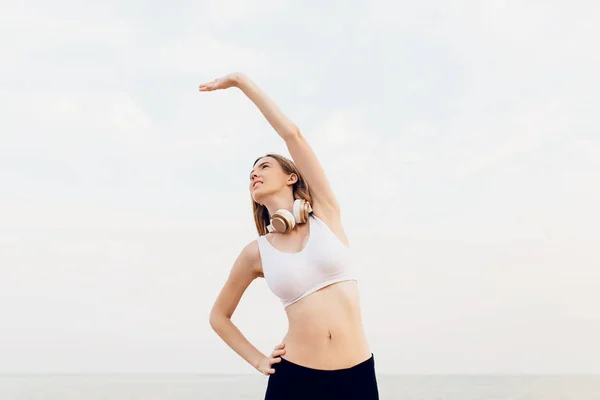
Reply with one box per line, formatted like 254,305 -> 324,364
208,240 -> 265,371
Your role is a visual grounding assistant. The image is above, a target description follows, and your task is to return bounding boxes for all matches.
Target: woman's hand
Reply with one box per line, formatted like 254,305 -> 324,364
256,343 -> 286,375
199,72 -> 245,92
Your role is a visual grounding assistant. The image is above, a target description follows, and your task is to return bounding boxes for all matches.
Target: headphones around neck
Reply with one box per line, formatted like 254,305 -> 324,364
267,198 -> 313,233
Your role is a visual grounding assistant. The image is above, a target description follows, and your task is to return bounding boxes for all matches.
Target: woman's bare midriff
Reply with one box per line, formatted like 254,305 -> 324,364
279,280 -> 372,370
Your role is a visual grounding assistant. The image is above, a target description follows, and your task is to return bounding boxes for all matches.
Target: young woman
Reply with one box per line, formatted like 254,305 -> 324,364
202,73 -> 379,399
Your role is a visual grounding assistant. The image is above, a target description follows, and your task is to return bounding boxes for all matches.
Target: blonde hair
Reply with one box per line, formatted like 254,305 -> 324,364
251,153 -> 312,236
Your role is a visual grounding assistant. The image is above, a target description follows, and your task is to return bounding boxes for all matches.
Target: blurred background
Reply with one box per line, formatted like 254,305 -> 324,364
1,0 -> 598,378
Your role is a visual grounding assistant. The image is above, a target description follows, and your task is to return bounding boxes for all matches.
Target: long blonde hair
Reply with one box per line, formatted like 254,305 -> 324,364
251,153 -> 312,236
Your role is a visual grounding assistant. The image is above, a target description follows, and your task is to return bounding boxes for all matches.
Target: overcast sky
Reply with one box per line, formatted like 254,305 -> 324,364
1,0 -> 599,375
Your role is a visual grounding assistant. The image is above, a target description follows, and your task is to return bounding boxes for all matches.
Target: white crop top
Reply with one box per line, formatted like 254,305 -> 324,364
256,214 -> 358,308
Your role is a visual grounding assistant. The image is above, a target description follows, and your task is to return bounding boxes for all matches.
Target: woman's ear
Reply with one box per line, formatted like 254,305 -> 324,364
287,173 -> 298,185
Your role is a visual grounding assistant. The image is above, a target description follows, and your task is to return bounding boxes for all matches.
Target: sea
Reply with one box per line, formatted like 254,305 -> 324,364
1,374 -> 599,399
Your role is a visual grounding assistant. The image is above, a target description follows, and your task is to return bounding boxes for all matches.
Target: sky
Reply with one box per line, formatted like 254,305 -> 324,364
1,0 -> 599,375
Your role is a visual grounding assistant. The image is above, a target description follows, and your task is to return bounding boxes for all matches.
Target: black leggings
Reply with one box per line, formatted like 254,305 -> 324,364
264,353 -> 379,399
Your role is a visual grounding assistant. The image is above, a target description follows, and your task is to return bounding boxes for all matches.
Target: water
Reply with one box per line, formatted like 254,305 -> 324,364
1,374 -> 599,399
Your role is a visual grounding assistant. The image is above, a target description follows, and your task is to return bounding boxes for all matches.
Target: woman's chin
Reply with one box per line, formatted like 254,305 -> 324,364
253,190 -> 273,205
252,191 -> 264,204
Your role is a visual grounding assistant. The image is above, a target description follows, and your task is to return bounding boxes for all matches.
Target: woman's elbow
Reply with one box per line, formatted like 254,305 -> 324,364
209,310 -> 229,330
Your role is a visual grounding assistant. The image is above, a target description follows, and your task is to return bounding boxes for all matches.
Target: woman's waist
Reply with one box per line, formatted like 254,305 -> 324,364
284,308 -> 367,344
281,328 -> 371,369
285,321 -> 366,341
279,283 -> 371,369
282,330 -> 369,356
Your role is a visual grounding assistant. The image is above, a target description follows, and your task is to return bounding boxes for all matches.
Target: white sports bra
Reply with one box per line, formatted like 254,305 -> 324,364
256,214 -> 358,308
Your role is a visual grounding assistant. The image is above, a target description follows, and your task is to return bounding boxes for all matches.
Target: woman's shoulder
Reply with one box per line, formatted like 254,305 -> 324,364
241,238 -> 264,278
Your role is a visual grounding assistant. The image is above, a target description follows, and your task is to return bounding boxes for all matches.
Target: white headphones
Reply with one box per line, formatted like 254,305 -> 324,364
267,198 -> 313,233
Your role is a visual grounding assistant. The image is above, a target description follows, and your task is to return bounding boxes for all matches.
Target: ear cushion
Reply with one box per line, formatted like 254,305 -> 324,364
271,209 -> 295,233
303,199 -> 313,221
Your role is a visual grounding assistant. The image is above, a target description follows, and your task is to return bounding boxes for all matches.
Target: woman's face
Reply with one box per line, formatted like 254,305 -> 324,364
249,156 -> 291,203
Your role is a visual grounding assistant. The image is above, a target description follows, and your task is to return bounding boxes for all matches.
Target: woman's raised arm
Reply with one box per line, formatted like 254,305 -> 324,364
200,73 -> 340,215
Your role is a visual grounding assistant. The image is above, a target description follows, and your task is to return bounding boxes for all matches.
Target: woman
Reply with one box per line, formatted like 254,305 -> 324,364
203,73 -> 379,399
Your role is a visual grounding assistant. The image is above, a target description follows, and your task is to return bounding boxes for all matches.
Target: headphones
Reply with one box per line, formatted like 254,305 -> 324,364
267,198 -> 313,233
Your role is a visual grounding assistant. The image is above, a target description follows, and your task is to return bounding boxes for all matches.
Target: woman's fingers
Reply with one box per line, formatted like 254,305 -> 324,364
261,342 -> 285,374
198,75 -> 239,91
199,79 -> 217,91
270,350 -> 285,359
270,344 -> 286,356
